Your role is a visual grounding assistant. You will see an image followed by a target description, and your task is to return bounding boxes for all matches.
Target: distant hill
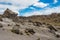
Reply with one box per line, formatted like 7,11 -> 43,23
0,8 -> 60,26
19,13 -> 60,26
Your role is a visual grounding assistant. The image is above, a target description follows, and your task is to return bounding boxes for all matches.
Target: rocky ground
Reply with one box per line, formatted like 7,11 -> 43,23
0,8 -> 60,40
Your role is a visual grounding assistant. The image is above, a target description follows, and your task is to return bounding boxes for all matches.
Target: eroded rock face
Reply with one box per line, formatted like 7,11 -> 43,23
3,8 -> 18,18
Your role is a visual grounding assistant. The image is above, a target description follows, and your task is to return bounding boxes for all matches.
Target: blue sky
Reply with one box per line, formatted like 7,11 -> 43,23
0,0 -> 60,16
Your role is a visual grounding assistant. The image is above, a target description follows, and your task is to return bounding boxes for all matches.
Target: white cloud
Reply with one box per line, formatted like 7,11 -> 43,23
0,4 -> 19,14
0,0 -> 59,16
54,0 -> 58,4
33,2 -> 49,8
23,6 -> 60,16
0,0 -> 39,9
0,0 -> 39,15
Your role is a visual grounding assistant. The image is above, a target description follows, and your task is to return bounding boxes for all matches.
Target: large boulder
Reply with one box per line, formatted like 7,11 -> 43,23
3,8 -> 18,18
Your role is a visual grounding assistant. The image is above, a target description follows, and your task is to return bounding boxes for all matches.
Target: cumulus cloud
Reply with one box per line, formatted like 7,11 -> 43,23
0,4 -> 19,14
54,0 -> 58,4
0,0 -> 40,14
33,2 -> 49,8
0,0 -> 59,16
23,6 -> 60,16
0,0 -> 39,9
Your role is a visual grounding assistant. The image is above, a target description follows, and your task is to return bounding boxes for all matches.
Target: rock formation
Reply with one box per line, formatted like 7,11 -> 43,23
3,8 -> 18,18
0,9 -> 60,40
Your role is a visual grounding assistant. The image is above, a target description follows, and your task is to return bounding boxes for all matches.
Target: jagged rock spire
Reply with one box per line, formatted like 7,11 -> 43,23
3,8 -> 18,18
6,8 -> 9,10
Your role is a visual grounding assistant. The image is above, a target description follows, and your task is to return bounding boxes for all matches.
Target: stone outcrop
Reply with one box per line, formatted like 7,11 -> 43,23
3,8 -> 18,18
25,28 -> 35,35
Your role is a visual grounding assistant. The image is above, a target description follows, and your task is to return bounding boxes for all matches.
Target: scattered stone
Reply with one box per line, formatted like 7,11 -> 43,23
55,32 -> 60,38
47,25 -> 57,31
11,27 -> 23,35
11,24 -> 20,34
25,30 -> 30,35
48,26 -> 60,38
25,28 -> 35,35
0,17 -> 3,21
28,19 -> 32,22
0,8 -> 60,40
33,22 -> 42,27
11,24 -> 23,35
15,24 -> 20,26
37,38 -> 40,40
42,22 -> 46,25
0,23 -> 3,28
55,34 -> 60,38
11,29 -> 20,34
57,28 -> 60,30
8,24 -> 11,26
